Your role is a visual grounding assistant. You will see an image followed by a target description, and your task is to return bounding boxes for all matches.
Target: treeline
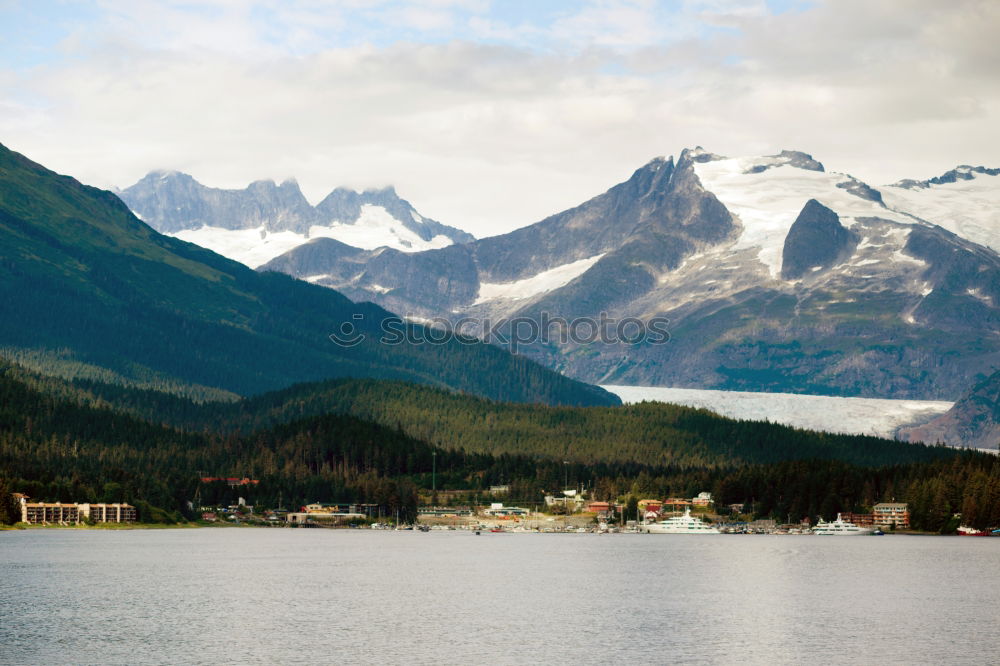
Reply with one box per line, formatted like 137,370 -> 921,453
2,360 -> 999,530
63,376 -> 959,469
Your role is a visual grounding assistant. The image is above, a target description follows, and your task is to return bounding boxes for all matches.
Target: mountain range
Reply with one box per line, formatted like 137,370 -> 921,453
118,171 -> 474,268
125,148 -> 1000,403
0,142 -> 614,406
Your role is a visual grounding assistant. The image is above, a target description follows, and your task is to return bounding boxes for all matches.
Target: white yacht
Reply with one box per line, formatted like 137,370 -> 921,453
643,508 -> 721,534
812,513 -> 874,536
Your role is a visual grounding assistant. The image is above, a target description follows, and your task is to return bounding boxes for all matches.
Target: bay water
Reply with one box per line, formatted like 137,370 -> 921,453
2,529 -> 998,665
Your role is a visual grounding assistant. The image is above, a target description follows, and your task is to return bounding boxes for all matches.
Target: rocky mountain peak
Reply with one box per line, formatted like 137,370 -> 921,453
680,146 -> 725,164
781,199 -> 858,280
892,164 -> 1000,190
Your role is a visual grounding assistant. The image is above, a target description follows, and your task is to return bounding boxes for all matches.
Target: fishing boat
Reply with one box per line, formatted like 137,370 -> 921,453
644,508 -> 721,534
812,514 -> 874,535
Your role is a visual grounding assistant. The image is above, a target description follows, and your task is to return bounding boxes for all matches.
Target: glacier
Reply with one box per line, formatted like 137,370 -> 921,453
601,385 -> 953,440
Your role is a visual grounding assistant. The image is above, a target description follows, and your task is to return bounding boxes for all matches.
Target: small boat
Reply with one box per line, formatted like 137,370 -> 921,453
644,508 -> 721,534
957,525 -> 990,536
812,514 -> 874,536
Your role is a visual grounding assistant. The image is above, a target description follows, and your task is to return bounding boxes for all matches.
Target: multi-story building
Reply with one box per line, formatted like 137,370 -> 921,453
18,498 -> 136,524
79,503 -> 138,523
840,512 -> 875,527
873,502 -> 910,528
21,501 -> 79,524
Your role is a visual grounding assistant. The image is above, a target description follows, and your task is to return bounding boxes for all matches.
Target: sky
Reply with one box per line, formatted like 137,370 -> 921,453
1,0 -> 998,238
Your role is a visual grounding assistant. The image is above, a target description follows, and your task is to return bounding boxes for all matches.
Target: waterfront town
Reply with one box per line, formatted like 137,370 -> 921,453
11,487 -> 1000,536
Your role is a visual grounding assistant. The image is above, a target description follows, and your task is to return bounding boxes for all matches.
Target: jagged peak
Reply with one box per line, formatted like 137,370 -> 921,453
739,150 -> 825,174
680,146 -> 725,164
891,164 -> 1000,190
144,169 -> 187,181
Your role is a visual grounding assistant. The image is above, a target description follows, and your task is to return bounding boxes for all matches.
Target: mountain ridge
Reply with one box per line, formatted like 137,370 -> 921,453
255,147 -> 1000,400
0,141 -> 617,407
117,170 -> 474,267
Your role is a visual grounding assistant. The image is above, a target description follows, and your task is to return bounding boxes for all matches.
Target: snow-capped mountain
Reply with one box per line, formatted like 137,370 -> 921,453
260,149 -> 1000,400
882,165 -> 1000,253
117,171 -> 474,268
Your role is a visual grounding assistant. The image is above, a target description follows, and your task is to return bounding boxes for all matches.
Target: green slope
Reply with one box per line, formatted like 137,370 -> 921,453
51,367 -> 958,469
5,360 -> 997,533
0,142 -> 616,406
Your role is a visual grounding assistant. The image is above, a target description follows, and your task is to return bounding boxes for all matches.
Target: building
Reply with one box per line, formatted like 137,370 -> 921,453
543,491 -> 586,512
873,502 -> 910,528
79,503 -> 137,523
18,498 -> 136,524
200,477 -> 260,487
21,501 -> 79,524
692,492 -> 713,507
482,503 -> 529,517
637,499 -> 663,513
488,485 -> 510,495
287,512 -> 366,524
418,506 -> 474,517
586,501 -> 611,514
840,512 -> 875,527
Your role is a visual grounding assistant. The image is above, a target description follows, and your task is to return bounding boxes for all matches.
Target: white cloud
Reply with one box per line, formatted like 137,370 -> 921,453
0,0 -> 998,238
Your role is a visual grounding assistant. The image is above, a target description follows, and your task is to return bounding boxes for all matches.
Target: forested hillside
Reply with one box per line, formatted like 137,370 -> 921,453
2,362 -> 999,531
0,142 -> 616,407
69,375 -> 959,468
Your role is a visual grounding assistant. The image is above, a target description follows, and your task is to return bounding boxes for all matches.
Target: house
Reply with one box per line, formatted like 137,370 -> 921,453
586,501 -> 611,513
873,502 -> 910,528
637,499 -> 662,513
691,492 -> 713,507
664,498 -> 690,510
544,493 -> 586,511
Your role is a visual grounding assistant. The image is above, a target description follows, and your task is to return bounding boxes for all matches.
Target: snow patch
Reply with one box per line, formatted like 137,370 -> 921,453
474,254 -> 605,304
309,205 -> 452,253
694,157 -> 914,278
883,171 -> 1000,252
172,226 -> 308,268
602,385 -> 953,440
167,204 -> 453,268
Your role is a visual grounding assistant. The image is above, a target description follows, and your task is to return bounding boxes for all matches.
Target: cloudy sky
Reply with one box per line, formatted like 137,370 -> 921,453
1,0 -> 998,237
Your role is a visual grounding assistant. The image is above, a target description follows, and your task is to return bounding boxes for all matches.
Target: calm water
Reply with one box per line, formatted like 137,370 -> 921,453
2,529 -> 999,665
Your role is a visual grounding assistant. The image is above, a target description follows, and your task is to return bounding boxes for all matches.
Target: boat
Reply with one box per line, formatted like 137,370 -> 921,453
812,514 -> 875,535
957,525 -> 990,536
643,508 -> 721,534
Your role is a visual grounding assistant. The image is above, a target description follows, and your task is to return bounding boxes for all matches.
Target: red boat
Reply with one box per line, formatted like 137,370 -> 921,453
957,525 -> 990,536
